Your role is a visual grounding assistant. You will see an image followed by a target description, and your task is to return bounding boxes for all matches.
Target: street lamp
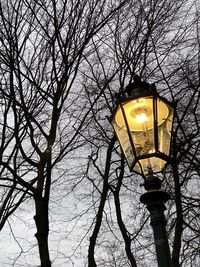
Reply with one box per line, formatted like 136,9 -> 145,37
111,76 -> 175,267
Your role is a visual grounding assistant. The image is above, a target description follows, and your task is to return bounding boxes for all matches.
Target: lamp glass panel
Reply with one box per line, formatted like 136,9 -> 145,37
120,96 -> 155,159
115,97 -> 154,131
157,100 -> 174,156
114,96 -> 155,171
133,162 -> 142,174
112,113 -> 135,168
136,157 -> 166,176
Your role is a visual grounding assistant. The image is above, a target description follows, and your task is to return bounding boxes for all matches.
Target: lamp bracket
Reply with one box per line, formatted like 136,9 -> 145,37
141,175 -> 162,191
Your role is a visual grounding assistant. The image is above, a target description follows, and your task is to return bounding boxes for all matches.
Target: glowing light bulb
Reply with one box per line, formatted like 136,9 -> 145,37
135,112 -> 148,123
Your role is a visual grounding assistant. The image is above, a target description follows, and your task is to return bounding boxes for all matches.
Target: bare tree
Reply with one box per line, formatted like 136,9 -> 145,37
0,0 -> 200,266
0,0 -> 128,266
82,0 -> 200,266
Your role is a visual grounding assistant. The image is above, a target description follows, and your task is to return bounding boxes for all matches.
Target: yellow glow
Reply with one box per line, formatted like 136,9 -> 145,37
135,112 -> 148,123
115,97 -> 169,131
112,95 -> 174,175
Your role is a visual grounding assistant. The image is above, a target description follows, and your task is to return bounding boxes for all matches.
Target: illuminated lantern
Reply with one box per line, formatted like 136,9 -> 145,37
111,78 -> 175,177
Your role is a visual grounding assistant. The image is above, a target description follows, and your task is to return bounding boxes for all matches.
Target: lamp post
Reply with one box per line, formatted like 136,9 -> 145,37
111,76 -> 175,267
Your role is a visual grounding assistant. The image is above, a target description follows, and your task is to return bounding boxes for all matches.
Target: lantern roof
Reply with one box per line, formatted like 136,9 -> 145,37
125,75 -> 156,98
114,77 -> 175,112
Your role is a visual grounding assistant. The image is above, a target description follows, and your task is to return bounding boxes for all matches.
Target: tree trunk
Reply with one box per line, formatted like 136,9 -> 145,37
114,191 -> 137,267
171,162 -> 183,267
88,136 -> 116,267
34,197 -> 51,267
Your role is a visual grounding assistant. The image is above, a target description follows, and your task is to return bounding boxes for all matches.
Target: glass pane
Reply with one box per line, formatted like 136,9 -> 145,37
136,157 -> 166,176
122,96 -> 155,158
131,129 -> 154,157
112,111 -> 135,168
132,162 -> 142,174
157,100 -> 174,156
119,97 -> 154,131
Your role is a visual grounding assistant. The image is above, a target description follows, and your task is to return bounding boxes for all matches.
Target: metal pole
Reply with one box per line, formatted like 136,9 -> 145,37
140,191 -> 172,267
